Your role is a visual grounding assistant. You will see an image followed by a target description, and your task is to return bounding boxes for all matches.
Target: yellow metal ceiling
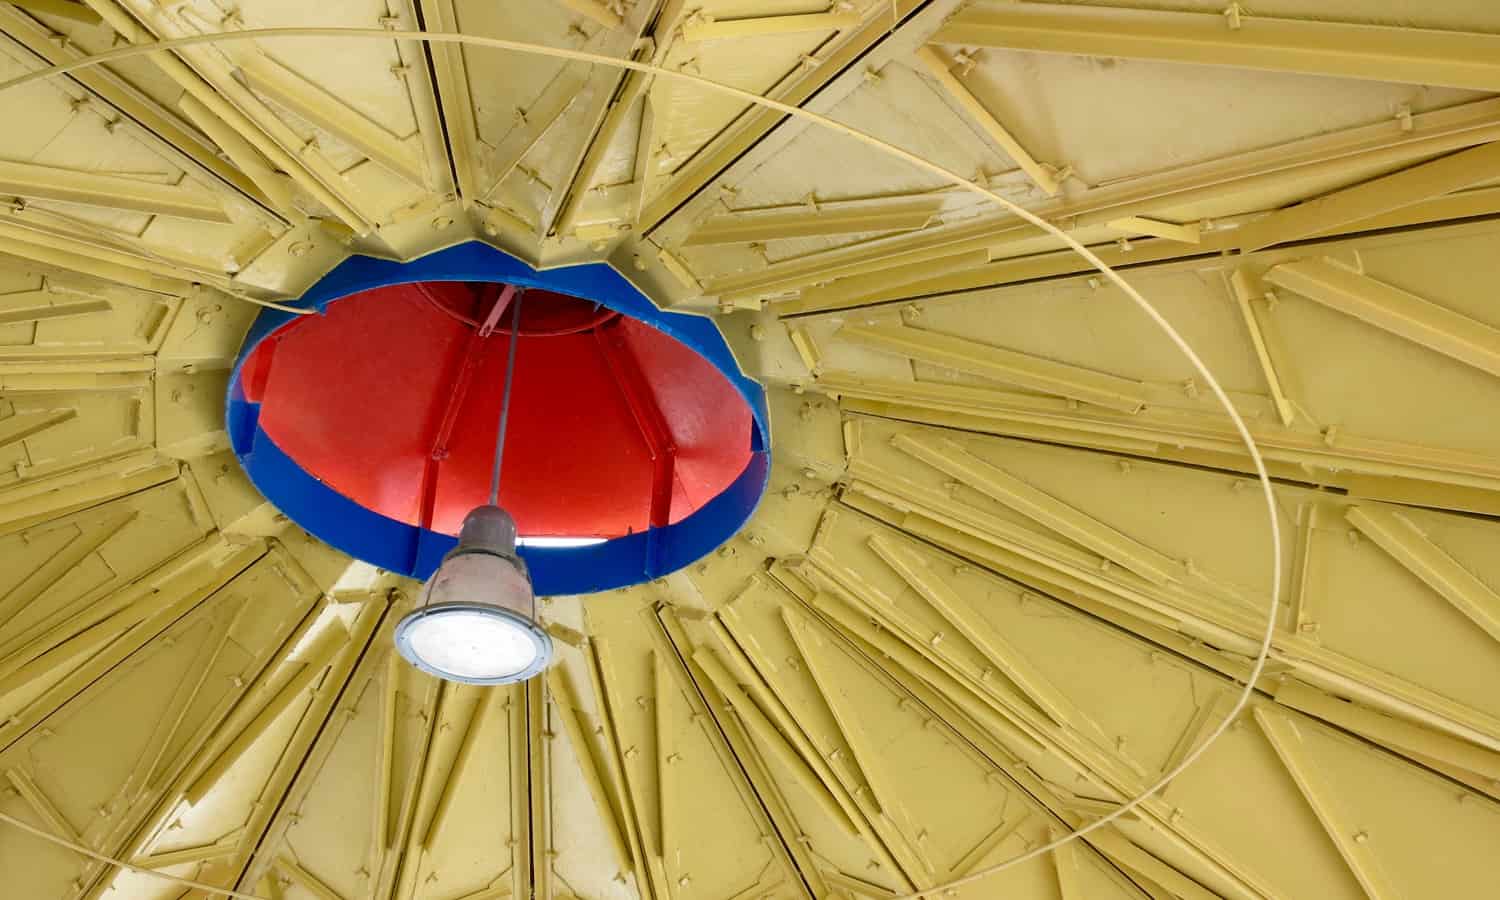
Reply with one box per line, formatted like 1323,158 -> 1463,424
1,1 -> 1499,898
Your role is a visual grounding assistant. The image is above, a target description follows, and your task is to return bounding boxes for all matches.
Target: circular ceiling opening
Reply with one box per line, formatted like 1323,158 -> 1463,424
228,243 -> 769,595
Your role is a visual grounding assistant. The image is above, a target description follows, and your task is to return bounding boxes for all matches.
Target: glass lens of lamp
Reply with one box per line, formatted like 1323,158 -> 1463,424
397,548 -> 551,684
400,607 -> 540,681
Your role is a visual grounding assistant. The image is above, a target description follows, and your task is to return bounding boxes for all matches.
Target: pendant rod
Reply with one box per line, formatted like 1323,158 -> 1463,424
490,290 -> 524,506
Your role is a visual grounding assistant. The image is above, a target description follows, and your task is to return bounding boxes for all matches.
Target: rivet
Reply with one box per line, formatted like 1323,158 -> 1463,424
287,241 -> 313,257
1353,830 -> 1369,844
431,216 -> 454,230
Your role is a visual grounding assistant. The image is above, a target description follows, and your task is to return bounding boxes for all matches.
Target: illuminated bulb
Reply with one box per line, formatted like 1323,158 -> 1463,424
394,505 -> 552,684
517,536 -> 607,548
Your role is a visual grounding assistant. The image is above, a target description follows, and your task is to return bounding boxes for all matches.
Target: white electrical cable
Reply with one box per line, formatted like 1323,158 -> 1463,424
0,28 -> 1281,900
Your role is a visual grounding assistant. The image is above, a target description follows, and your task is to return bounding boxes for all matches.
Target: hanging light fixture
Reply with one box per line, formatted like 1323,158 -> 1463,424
394,290 -> 553,685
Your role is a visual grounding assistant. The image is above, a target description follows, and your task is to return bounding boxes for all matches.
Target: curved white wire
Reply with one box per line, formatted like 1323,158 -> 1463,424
0,28 -> 1282,900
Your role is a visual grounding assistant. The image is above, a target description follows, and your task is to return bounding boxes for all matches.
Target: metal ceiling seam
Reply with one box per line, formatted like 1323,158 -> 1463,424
0,26 -> 1287,899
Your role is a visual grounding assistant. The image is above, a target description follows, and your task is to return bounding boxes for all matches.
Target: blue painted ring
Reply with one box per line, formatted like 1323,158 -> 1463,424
226,241 -> 771,595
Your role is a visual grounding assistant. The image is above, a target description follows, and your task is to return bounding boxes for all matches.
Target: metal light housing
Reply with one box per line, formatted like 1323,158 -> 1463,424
395,505 -> 553,684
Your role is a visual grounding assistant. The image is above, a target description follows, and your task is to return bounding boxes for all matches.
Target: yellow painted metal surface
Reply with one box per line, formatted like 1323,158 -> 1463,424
1,1 -> 1499,898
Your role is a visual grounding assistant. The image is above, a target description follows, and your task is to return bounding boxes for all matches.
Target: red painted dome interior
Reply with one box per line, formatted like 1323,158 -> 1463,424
239,281 -> 755,540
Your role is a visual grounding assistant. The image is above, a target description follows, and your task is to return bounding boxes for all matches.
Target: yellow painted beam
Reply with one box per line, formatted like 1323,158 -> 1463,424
1254,708 -> 1402,900
692,647 -> 859,835
0,6 -> 282,221
915,46 -> 1059,196
1084,826 -> 1224,900
544,0 -> 663,239
1266,258 -> 1500,379
683,199 -> 941,245
376,652 -> 399,849
133,836 -> 238,870
636,0 -> 928,233
1106,215 -> 1200,244
449,881 -> 514,900
720,98 -> 1500,305
423,686 -> 498,850
1345,505 -> 1500,645
184,646 -> 338,805
0,224 -> 201,295
553,64 -> 652,240
0,297 -> 111,326
0,160 -> 229,222
1228,268 -> 1296,427
866,534 -> 1078,728
709,610 -> 879,830
932,4 -> 1500,93
0,457 -> 178,537
9,0 -> 100,23
276,856 -> 346,900
683,11 -> 860,42
1049,826 -> 1086,899
409,683 -> 479,860
237,56 -> 426,189
889,432 -> 1182,586
559,0 -> 622,29
177,95 -> 298,216
4,767 -> 78,842
0,408 -> 76,449
1274,680 -> 1500,782
838,322 -> 1149,413
77,0 -> 372,233
546,666 -> 635,869
1237,141 -> 1500,251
